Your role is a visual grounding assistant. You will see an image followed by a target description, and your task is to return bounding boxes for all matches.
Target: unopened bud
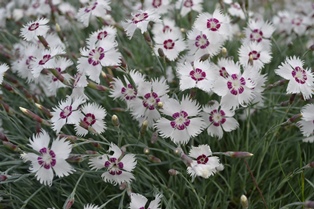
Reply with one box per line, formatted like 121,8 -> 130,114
112,115 -> 120,127
143,32 -> 152,43
140,120 -> 148,136
64,196 -> 74,209
0,174 -> 7,181
0,132 -> 8,142
224,151 -> 253,158
305,201 -> 314,208
35,103 -> 52,117
55,23 -> 61,32
157,102 -> 163,109
119,182 -> 128,190
309,44 -> 314,51
221,47 -> 228,57
85,150 -> 98,154
19,107 -> 50,126
151,131 -> 158,143
200,53 -> 210,61
158,48 -> 164,58
148,155 -> 161,163
240,194 -> 248,209
3,141 -> 20,152
67,154 -> 84,163
143,147 -> 150,154
168,169 -> 179,176
180,28 -> 186,33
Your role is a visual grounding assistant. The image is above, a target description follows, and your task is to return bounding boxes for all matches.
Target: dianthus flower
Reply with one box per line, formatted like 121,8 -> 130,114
129,193 -> 162,209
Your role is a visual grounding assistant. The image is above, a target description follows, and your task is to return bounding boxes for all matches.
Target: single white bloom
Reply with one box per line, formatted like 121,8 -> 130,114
153,29 -> 186,61
275,56 -> 314,100
143,0 -> 171,15
194,9 -> 232,42
89,143 -> 137,185
75,103 -> 107,136
227,2 -> 245,19
21,129 -> 75,186
176,60 -> 218,93
122,9 -> 161,39
20,17 -> 49,41
187,144 -> 223,179
50,96 -> 86,133
0,63 -> 9,84
200,100 -> 239,139
129,193 -> 162,209
155,97 -> 206,144
88,26 -> 117,47
152,17 -> 181,36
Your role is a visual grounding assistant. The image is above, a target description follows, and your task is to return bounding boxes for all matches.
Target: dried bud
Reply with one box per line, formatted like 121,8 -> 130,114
168,169 -> 179,176
112,114 -> 120,127
3,141 -> 20,152
148,155 -> 161,163
240,194 -> 248,209
224,151 -> 253,158
0,174 -> 7,181
151,131 -> 158,144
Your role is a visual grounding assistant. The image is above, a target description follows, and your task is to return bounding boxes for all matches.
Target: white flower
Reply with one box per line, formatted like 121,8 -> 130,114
89,143 -> 137,185
200,100 -> 239,139
77,0 -> 111,27
129,78 -> 170,127
152,17 -> 181,36
297,104 -> 314,137
75,103 -> 107,136
155,97 -> 205,144
110,70 -> 146,108
20,17 -> 49,41
227,3 -> 245,19
84,204 -> 100,209
87,26 -> 117,47
194,9 -> 232,42
77,39 -> 121,83
129,193 -> 162,209
0,63 -> 9,84
177,60 -> 217,92
302,135 -> 314,143
212,58 -> 256,110
50,96 -> 86,133
143,0 -> 170,15
186,28 -> 224,60
243,19 -> 275,50
187,144 -> 223,179
21,129 -> 75,186
122,9 -> 161,39
275,56 -> 314,100
239,42 -> 272,71
290,14 -> 311,36
153,29 -> 186,61
175,0 -> 203,17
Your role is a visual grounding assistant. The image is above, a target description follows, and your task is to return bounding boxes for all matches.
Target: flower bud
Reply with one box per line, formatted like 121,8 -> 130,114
112,115 -> 120,127
148,155 -> 161,163
157,101 -> 163,109
3,141 -> 20,152
151,131 -> 158,144
240,194 -> 248,209
67,154 -> 84,163
168,169 -> 179,176
143,147 -> 150,154
224,151 -> 253,158
0,174 -> 7,182
19,107 -> 50,126
139,120 -> 148,136
221,47 -> 228,57
200,53 -> 210,61
305,201 -> 314,208
35,103 -> 52,118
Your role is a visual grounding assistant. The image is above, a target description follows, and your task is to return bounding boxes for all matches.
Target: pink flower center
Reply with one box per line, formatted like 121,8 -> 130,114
26,56 -> 35,69
37,147 -> 56,169
227,74 -> 246,95
248,50 -> 260,60
292,66 -> 307,84
83,113 -> 96,126
132,12 -> 149,24
250,29 -> 263,43
60,105 -> 72,119
143,92 -> 160,110
190,68 -> 206,82
97,31 -> 108,40
170,110 -> 190,130
88,47 -> 105,66
163,39 -> 175,50
162,25 -> 172,33
209,109 -> 226,126
207,18 -> 221,31
292,17 -> 302,26
152,0 -> 162,8
195,34 -> 210,49
183,0 -> 193,8
28,23 -> 39,31
84,2 -> 98,13
121,84 -> 137,100
196,154 -> 209,164
104,157 -> 124,175
39,54 -> 51,65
